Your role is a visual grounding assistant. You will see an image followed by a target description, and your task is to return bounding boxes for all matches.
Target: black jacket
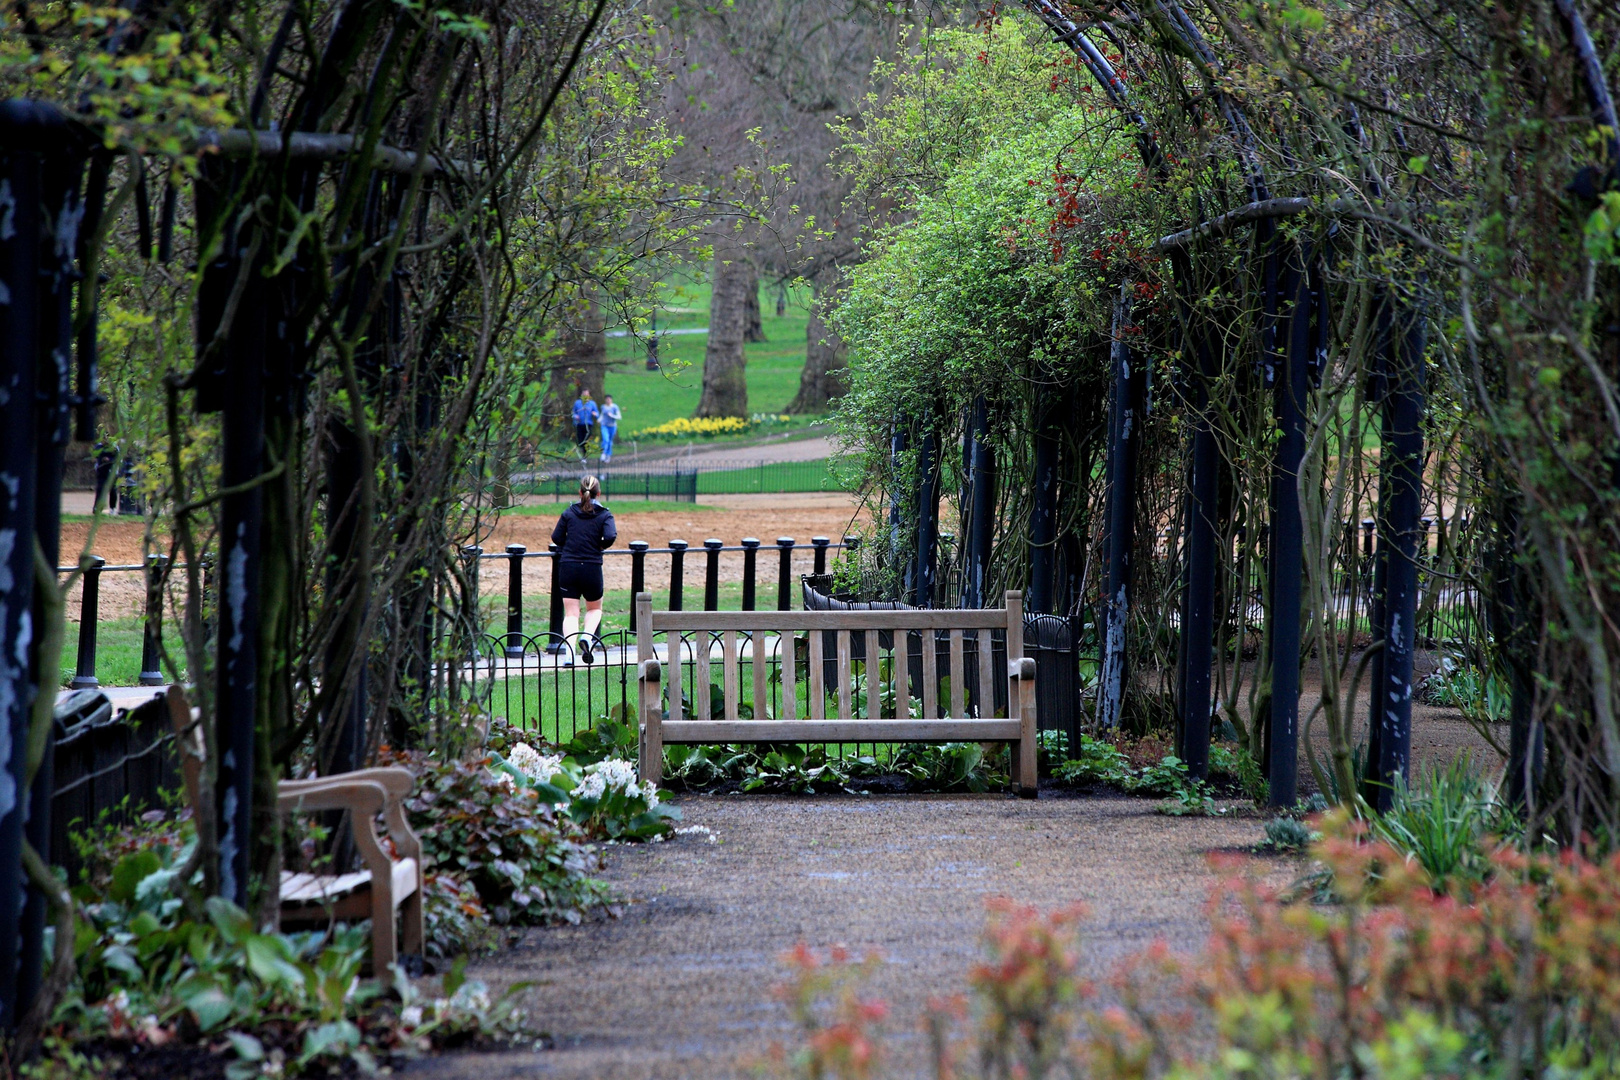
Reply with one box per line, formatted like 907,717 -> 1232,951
551,501 -> 618,564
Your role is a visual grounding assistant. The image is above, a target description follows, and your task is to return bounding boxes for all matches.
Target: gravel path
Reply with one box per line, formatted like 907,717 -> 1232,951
408,791 -> 1281,1080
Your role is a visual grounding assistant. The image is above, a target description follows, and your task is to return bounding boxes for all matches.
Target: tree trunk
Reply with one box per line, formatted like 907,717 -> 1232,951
743,260 -> 765,343
544,298 -> 608,437
696,243 -> 750,417
787,275 -> 846,413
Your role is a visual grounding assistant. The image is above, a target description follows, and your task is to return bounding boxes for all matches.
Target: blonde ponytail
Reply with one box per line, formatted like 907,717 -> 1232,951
578,474 -> 601,511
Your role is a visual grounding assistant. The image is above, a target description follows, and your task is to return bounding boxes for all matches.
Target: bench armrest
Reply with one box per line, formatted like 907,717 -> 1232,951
278,776 -> 388,815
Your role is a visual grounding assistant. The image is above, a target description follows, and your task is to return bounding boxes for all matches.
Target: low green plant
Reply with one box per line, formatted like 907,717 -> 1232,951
386,749 -> 614,926
742,744 -> 869,794
1368,756 -> 1512,894
564,758 -> 681,839
1209,743 -> 1266,803
559,710 -> 639,765
56,839 -> 520,1076
1157,779 -> 1216,816
1052,735 -> 1133,787
1264,816 -> 1317,851
891,742 -> 1007,793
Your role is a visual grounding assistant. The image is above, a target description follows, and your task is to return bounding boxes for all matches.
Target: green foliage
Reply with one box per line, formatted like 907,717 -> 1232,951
1264,817 -> 1317,851
1052,735 -> 1134,787
1209,743 -> 1267,804
58,840 -> 517,1075
890,742 -> 1007,793
1368,757 -> 1514,893
390,751 -> 614,926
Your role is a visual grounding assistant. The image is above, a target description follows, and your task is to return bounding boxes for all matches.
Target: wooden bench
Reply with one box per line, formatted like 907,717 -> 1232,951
636,590 -> 1038,796
277,767 -> 424,972
161,686 -> 425,970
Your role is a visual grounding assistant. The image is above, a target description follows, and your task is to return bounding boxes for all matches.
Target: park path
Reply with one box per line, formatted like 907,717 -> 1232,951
407,792 -> 1282,1080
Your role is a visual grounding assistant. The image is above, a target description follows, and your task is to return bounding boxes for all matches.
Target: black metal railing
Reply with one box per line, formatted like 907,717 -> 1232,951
49,691 -> 180,883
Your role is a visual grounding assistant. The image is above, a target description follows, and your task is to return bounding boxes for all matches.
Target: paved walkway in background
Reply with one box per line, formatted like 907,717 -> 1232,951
612,433 -> 837,470
408,792 -> 1278,1080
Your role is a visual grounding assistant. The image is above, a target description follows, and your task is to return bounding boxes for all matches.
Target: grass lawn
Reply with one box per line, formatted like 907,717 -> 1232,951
62,616 -> 188,688
499,499 -> 729,514
599,276 -> 819,438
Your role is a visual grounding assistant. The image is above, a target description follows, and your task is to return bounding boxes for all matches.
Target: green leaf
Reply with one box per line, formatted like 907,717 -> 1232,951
300,1019 -> 362,1063
444,954 -> 469,998
205,897 -> 253,945
184,985 -> 235,1031
245,934 -> 307,991
225,1031 -> 265,1062
110,851 -> 162,904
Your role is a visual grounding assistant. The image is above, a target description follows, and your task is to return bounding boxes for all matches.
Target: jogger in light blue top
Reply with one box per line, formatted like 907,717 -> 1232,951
599,395 -> 621,462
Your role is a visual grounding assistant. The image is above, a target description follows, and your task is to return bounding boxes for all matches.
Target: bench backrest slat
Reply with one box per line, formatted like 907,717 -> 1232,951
646,609 -> 1015,632
635,590 -> 1037,797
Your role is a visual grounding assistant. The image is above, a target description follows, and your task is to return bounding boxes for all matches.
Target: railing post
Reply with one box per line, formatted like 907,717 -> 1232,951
740,538 -> 760,611
546,543 -> 564,654
812,536 -> 830,576
139,554 -> 168,686
629,540 -> 649,631
71,555 -> 106,689
505,544 -> 526,656
668,539 -> 687,611
703,538 -> 723,610
776,537 -> 795,611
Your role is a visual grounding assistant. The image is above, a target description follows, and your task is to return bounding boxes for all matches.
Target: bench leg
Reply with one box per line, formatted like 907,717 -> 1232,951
372,882 -> 397,974
639,671 -> 663,786
401,883 -> 424,958
1014,667 -> 1038,799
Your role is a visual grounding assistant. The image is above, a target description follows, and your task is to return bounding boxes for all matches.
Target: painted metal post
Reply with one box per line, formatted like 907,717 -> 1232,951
70,556 -> 106,689
1099,286 -> 1145,729
964,396 -> 996,609
1369,299 -> 1427,812
915,424 -> 940,607
546,544 -> 564,653
140,554 -> 168,685
777,537 -> 795,610
668,539 -> 688,611
1180,335 -> 1220,781
0,136 -> 43,1033
629,540 -> 649,631
1265,257 -> 1312,808
1029,400 -> 1060,614
505,544 -> 526,656
812,536 -> 831,576
740,538 -> 760,611
703,539 -> 722,610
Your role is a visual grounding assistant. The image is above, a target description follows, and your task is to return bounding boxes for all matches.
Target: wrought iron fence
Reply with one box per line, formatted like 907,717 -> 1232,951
49,691 -> 180,883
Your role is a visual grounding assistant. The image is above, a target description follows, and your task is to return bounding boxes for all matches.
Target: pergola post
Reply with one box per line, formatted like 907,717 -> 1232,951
1099,286 -> 1145,729
1367,298 -> 1427,811
1265,251 -> 1314,808
964,395 -> 996,610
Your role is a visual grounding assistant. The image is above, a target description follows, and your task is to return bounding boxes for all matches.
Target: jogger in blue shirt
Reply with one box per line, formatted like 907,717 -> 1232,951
571,391 -> 599,459
599,395 -> 621,462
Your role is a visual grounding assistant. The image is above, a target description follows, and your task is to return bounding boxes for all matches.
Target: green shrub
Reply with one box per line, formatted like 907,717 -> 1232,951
387,750 -> 614,926
1369,756 -> 1512,893
58,840 -> 520,1076
1052,735 -> 1134,787
1208,743 -> 1266,803
1264,816 -> 1316,851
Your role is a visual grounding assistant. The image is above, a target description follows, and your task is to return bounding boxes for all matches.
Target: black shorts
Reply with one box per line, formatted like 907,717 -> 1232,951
557,560 -> 604,602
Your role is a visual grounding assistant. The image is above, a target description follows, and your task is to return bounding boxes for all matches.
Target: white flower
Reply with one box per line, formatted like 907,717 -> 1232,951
508,742 -> 565,785
572,758 -> 655,805
401,1005 -> 423,1028
674,824 -> 718,844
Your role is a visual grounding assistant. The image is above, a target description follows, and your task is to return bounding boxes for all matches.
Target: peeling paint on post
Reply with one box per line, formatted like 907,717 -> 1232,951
1099,285 -> 1144,730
